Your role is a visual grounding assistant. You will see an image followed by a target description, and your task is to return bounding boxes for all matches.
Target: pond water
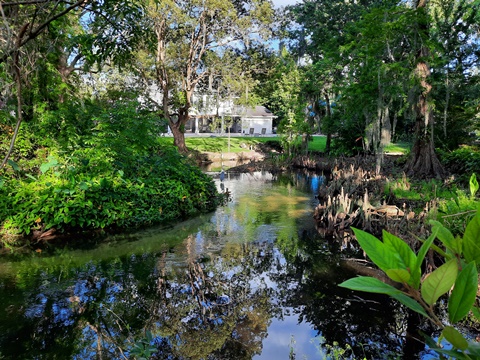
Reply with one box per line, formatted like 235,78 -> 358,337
0,171 -> 435,359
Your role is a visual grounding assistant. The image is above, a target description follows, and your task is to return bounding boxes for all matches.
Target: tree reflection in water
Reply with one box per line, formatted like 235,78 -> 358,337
0,172 -> 429,359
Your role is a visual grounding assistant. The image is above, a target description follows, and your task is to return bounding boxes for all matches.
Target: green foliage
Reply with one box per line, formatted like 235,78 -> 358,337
438,146 -> 480,185
385,177 -> 458,203
0,96 -> 220,241
130,331 -> 157,359
0,149 -> 219,237
339,213 -> 480,358
470,173 -> 479,198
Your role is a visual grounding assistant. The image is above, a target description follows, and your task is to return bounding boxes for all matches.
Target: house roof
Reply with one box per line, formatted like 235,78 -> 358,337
243,106 -> 275,118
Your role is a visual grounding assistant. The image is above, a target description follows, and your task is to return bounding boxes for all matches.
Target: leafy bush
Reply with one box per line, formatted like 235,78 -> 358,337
0,149 -> 219,238
438,146 -> 480,184
0,96 -> 219,242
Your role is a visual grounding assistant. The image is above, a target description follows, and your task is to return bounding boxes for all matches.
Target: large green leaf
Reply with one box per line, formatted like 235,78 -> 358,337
388,291 -> 430,318
352,228 -> 398,273
472,307 -> 480,321
463,212 -> 480,264
339,276 -> 400,294
40,157 -> 60,174
339,276 -> 429,318
421,259 -> 458,306
430,220 -> 461,255
7,159 -> 20,172
386,268 -> 411,283
382,230 -> 417,279
448,262 -> 478,324
442,326 -> 468,350
470,173 -> 479,198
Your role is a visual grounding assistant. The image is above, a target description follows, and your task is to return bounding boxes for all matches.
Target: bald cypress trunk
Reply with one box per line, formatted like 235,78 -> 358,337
404,0 -> 445,178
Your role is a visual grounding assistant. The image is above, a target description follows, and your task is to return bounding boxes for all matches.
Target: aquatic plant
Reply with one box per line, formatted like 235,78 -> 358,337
339,212 -> 480,359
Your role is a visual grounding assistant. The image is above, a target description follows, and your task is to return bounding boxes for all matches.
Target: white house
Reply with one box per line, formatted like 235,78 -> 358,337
239,106 -> 275,135
138,81 -> 276,135
188,94 -> 276,135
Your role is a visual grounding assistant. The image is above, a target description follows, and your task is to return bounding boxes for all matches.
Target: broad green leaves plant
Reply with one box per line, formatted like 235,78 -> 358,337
470,173 -> 479,198
339,213 -> 480,358
463,212 -> 480,264
448,262 -> 478,324
420,258 -> 457,306
40,156 -> 59,174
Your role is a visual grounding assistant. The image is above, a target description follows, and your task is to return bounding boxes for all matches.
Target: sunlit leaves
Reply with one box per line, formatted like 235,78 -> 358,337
352,228 -> 400,276
386,269 -> 410,283
339,276 -> 429,318
430,220 -> 461,256
382,230 -> 416,280
448,262 -> 478,324
352,228 -> 417,286
40,157 -> 60,174
463,212 -> 480,264
470,173 -> 479,198
421,259 -> 458,306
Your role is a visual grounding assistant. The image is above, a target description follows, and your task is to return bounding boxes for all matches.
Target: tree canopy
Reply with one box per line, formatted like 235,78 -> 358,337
277,0 -> 479,176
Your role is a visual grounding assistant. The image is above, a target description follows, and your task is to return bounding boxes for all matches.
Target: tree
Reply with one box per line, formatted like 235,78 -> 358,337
0,0 -> 148,167
404,0 -> 446,178
0,0 -> 90,168
429,0 -> 480,150
286,0 -> 399,156
131,0 -> 274,153
263,49 -> 308,155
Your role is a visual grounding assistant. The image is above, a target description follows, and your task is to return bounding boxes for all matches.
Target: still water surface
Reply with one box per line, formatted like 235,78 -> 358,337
0,171 -> 432,359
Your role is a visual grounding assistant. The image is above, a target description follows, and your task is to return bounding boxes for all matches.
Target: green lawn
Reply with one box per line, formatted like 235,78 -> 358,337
158,135 -> 410,155
384,142 -> 411,154
158,136 -> 280,153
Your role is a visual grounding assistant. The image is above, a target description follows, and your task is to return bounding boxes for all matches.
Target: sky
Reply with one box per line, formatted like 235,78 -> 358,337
272,0 -> 300,8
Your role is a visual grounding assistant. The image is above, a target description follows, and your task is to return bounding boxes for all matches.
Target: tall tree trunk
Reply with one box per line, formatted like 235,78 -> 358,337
169,123 -> 188,153
169,106 -> 189,153
404,1 -> 445,179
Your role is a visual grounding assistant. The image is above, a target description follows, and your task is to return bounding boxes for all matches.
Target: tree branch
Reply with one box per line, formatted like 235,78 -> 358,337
0,0 -> 88,64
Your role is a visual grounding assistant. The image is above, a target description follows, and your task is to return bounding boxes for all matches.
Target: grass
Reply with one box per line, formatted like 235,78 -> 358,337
158,135 -> 328,153
308,136 -> 327,152
158,135 -> 410,155
384,142 -> 411,154
157,136 -> 279,153
385,177 -> 459,202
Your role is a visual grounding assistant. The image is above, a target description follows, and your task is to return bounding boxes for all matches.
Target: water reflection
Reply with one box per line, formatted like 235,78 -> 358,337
0,172 -> 427,359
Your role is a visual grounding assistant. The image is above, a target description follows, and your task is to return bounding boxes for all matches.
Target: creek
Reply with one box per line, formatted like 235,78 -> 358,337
0,171 -> 434,359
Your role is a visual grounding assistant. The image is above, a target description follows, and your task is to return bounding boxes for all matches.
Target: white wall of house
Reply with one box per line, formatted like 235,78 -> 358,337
241,118 -> 273,134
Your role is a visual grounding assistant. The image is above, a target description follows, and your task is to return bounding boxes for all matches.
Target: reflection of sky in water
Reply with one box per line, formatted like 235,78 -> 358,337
255,313 -> 324,360
212,171 -> 326,358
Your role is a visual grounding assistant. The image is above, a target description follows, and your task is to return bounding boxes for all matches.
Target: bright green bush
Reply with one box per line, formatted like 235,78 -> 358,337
0,97 -> 220,242
0,150 -> 219,238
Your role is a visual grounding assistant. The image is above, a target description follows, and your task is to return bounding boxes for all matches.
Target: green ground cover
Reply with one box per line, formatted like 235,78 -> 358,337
384,142 -> 411,154
157,136 -> 280,153
159,136 -> 408,155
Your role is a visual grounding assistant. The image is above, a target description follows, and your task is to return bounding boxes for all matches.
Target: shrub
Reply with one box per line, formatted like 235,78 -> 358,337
438,146 -> 480,185
0,149 -> 220,240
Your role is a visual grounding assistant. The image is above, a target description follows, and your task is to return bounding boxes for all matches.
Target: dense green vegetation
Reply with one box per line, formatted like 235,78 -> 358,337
1,0 -> 478,243
0,1 -> 479,357
157,135 -> 328,154
0,98 -> 221,244
341,212 -> 480,359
